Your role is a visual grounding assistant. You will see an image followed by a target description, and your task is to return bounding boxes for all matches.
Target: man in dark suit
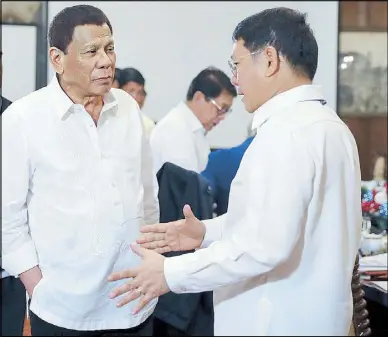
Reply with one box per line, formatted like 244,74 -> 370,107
1,49 -> 27,336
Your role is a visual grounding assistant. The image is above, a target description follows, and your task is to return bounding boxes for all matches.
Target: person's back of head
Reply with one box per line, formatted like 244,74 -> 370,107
112,68 -> 121,88
230,7 -> 318,113
119,67 -> 147,109
186,66 -> 237,132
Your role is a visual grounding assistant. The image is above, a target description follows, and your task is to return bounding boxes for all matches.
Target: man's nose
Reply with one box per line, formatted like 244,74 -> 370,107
97,51 -> 113,68
218,113 -> 226,122
231,74 -> 238,87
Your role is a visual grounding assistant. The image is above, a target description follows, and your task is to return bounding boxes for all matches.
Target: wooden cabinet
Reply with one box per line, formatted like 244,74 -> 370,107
339,1 -> 387,180
368,1 -> 388,30
342,116 -> 387,180
340,1 -> 387,31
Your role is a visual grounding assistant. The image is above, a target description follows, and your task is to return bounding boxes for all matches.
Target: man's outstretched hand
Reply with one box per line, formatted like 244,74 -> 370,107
108,244 -> 169,314
136,204 -> 206,253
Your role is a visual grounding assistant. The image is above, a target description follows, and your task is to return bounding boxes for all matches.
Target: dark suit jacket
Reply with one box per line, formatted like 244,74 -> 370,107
155,162 -> 214,336
0,95 -> 12,114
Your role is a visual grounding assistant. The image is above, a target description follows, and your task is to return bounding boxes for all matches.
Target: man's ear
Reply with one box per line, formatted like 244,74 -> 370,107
49,47 -> 65,75
263,46 -> 281,77
192,90 -> 206,103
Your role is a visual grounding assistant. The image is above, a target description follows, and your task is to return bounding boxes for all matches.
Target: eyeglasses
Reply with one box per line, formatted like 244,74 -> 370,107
228,50 -> 261,77
208,98 -> 232,115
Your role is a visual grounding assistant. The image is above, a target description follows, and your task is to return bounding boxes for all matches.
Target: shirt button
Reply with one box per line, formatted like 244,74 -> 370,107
181,287 -> 187,292
114,200 -> 120,206
111,182 -> 116,188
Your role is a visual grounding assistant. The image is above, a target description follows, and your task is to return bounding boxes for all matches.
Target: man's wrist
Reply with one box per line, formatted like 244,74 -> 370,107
19,265 -> 42,296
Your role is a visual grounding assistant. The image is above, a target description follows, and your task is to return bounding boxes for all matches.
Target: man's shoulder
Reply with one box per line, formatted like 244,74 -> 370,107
1,86 -> 49,119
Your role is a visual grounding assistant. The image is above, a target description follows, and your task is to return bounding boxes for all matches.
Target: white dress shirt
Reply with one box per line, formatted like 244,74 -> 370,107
164,85 -> 362,336
141,113 -> 155,139
150,101 -> 210,173
1,76 -> 160,331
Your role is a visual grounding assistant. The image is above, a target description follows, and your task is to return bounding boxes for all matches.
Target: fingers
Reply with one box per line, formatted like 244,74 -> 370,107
132,292 -> 155,314
109,279 -> 137,299
108,268 -> 139,282
138,240 -> 166,250
154,246 -> 172,254
183,204 -> 195,219
116,288 -> 143,308
138,243 -> 171,254
136,233 -> 165,244
130,244 -> 146,257
140,223 -> 168,234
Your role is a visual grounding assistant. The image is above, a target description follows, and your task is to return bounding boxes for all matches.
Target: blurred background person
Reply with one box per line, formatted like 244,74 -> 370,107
1,48 -> 27,337
150,67 -> 237,174
0,50 -> 12,114
201,129 -> 256,216
111,67 -> 121,88
119,67 -> 155,137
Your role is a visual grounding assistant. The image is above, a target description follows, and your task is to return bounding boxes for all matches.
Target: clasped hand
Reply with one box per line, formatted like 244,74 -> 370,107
108,204 -> 205,313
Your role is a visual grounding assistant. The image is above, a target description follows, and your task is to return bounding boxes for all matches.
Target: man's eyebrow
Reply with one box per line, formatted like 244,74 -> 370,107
84,38 -> 114,49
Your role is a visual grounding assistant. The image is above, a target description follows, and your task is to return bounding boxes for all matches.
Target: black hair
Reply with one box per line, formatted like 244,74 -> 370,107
186,67 -> 237,101
232,7 -> 318,80
114,68 -> 122,82
119,67 -> 145,87
48,5 -> 113,54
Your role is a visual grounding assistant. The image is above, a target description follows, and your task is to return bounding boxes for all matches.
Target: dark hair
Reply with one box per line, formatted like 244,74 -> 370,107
232,7 -> 318,80
119,67 -> 145,87
48,5 -> 113,54
114,68 -> 122,82
186,67 -> 237,101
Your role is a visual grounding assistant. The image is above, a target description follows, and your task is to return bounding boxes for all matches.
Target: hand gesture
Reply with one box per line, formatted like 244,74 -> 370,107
137,204 -> 206,253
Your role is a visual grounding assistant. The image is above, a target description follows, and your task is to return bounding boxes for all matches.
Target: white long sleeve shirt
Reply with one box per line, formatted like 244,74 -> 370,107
141,113 -> 155,139
1,76 -> 160,331
164,85 -> 362,336
150,101 -> 210,173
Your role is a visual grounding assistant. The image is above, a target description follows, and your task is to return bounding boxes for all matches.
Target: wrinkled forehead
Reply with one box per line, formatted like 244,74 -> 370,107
71,23 -> 113,49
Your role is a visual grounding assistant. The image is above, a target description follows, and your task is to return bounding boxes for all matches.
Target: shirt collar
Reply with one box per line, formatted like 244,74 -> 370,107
178,101 -> 205,133
48,74 -> 118,119
251,84 -> 325,131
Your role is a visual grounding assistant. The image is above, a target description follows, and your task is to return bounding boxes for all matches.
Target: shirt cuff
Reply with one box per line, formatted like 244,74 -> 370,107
2,240 -> 39,276
164,255 -> 191,294
200,216 -> 223,248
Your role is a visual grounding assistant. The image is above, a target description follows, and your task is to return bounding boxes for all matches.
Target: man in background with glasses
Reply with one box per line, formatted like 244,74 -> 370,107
150,66 -> 237,174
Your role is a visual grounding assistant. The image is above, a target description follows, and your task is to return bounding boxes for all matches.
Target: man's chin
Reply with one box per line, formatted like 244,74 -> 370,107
91,85 -> 112,96
243,101 -> 259,114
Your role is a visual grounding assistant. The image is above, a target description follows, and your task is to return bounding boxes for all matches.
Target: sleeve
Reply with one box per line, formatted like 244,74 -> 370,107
1,107 -> 39,276
138,108 -> 160,226
164,131 -> 315,293
200,214 -> 227,248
